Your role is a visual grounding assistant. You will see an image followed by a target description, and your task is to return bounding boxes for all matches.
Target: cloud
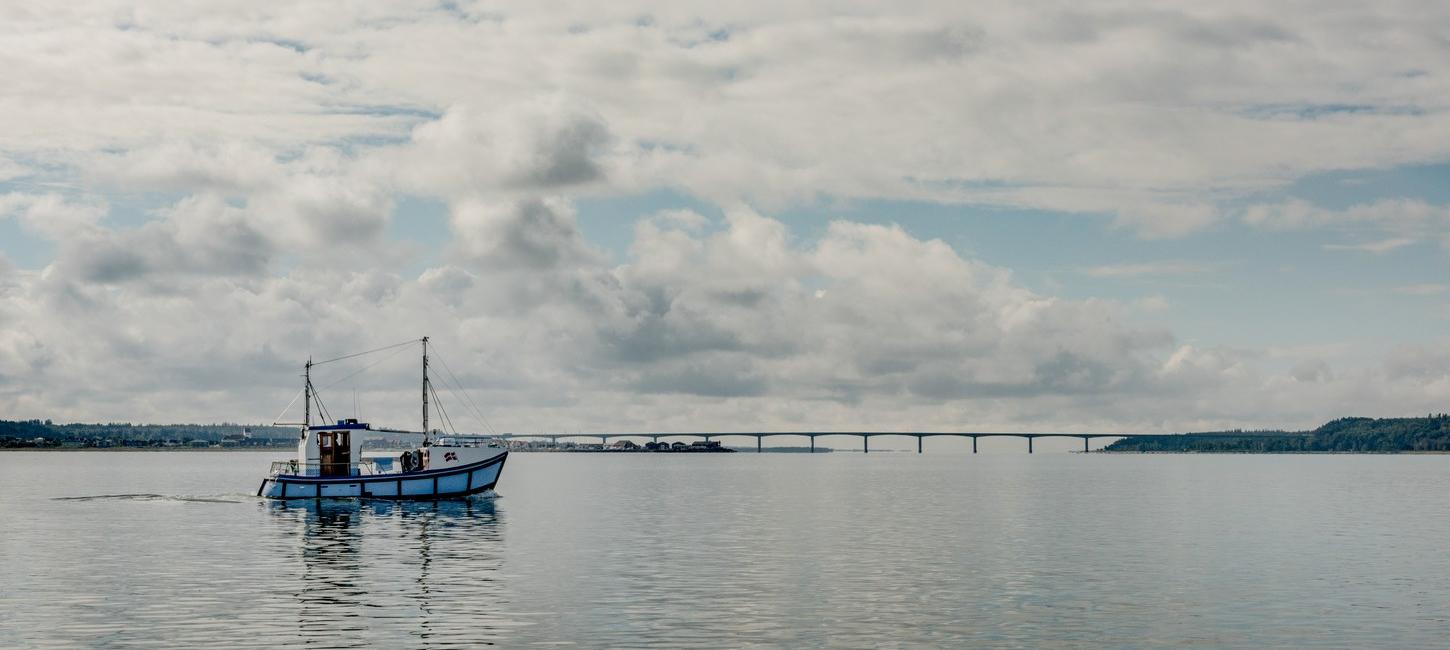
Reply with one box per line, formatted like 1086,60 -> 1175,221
31,172 -> 393,289
1111,202 -> 1221,239
0,205 -> 1187,426
1322,238 -> 1416,254
391,101 -> 613,198
1291,358 -> 1332,383
449,196 -> 605,271
250,174 -> 393,248
0,156 -> 29,182
1383,341 -> 1450,382
592,215 -> 1181,404
1244,198 -> 1450,232
1394,284 -> 1450,296
4,3 -> 1450,237
1134,295 -> 1171,312
86,141 -> 283,195
1243,198 -> 1450,255
0,193 -> 107,240
4,203 -> 1449,432
5,3 -> 1450,432
1082,260 -> 1214,278
49,194 -> 272,285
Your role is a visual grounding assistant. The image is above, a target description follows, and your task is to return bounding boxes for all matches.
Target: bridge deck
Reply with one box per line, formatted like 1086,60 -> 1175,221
435,431 -> 1270,453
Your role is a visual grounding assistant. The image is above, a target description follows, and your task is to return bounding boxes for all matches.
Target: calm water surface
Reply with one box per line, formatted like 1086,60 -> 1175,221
2,451 -> 1449,648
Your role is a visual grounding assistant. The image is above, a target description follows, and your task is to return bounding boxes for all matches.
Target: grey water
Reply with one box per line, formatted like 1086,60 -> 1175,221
2,451 -> 1449,648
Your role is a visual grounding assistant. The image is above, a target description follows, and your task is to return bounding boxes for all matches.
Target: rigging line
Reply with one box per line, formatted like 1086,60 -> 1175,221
317,342 -> 416,393
438,390 -> 458,436
429,383 -> 458,436
312,385 -> 333,424
312,338 -> 419,367
272,386 -> 306,424
431,346 -> 498,436
434,361 -> 493,436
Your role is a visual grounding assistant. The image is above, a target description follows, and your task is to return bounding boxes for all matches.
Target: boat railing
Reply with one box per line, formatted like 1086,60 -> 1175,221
268,460 -> 385,477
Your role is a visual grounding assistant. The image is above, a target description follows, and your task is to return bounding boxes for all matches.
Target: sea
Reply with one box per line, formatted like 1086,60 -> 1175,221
2,450 -> 1449,648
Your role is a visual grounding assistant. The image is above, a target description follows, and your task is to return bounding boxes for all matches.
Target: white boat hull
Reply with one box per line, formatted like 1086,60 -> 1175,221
258,449 -> 507,500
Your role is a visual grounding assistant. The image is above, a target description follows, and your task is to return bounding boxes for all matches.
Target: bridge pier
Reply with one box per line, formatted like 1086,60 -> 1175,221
757,435 -> 762,453
1028,437 -> 1034,454
917,435 -> 922,453
863,435 -> 869,453
972,436 -> 977,454
810,436 -> 815,453
1083,437 -> 1089,453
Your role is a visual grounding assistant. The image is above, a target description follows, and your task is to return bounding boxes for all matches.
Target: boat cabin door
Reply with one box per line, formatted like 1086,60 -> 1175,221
317,431 -> 351,477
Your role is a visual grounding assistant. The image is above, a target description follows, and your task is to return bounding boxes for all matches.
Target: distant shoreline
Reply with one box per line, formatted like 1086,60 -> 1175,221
7,415 -> 1447,454
1100,416 -> 1450,453
2,446 -> 302,452
0,447 -> 750,453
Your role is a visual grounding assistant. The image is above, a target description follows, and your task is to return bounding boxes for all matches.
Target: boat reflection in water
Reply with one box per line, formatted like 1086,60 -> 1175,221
265,497 -> 514,647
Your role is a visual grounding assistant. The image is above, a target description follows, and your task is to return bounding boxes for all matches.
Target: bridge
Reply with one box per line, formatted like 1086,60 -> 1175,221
475,432 -> 1146,453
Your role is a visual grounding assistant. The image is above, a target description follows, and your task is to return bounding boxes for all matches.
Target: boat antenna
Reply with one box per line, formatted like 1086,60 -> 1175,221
421,336 -> 430,446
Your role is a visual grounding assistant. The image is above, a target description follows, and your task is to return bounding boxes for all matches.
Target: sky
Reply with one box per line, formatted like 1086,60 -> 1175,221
1,1 -> 1448,437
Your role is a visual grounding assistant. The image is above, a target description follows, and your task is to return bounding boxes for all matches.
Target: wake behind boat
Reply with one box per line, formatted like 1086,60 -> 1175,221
258,337 -> 507,500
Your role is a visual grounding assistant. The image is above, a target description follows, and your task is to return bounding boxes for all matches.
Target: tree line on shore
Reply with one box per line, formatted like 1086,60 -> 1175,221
0,420 -> 297,448
1104,415 -> 1450,453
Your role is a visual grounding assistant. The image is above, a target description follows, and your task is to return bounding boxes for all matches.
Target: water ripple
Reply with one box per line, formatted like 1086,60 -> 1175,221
4,452 -> 1450,647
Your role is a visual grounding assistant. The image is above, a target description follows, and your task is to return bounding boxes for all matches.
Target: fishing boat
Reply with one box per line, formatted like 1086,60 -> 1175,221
257,337 -> 507,500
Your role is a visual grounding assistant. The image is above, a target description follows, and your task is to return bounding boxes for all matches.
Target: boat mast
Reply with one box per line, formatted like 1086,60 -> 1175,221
304,357 -> 313,429
421,336 -> 430,445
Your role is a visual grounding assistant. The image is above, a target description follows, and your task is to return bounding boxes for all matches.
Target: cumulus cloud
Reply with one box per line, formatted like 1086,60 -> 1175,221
86,141 -> 283,195
3,3 -> 1450,235
0,193 -> 107,240
249,174 -> 393,248
450,196 -> 605,271
3,2 -> 1450,432
5,201 -> 1449,432
0,208 -> 1158,424
48,195 -> 271,286
390,101 -> 613,198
